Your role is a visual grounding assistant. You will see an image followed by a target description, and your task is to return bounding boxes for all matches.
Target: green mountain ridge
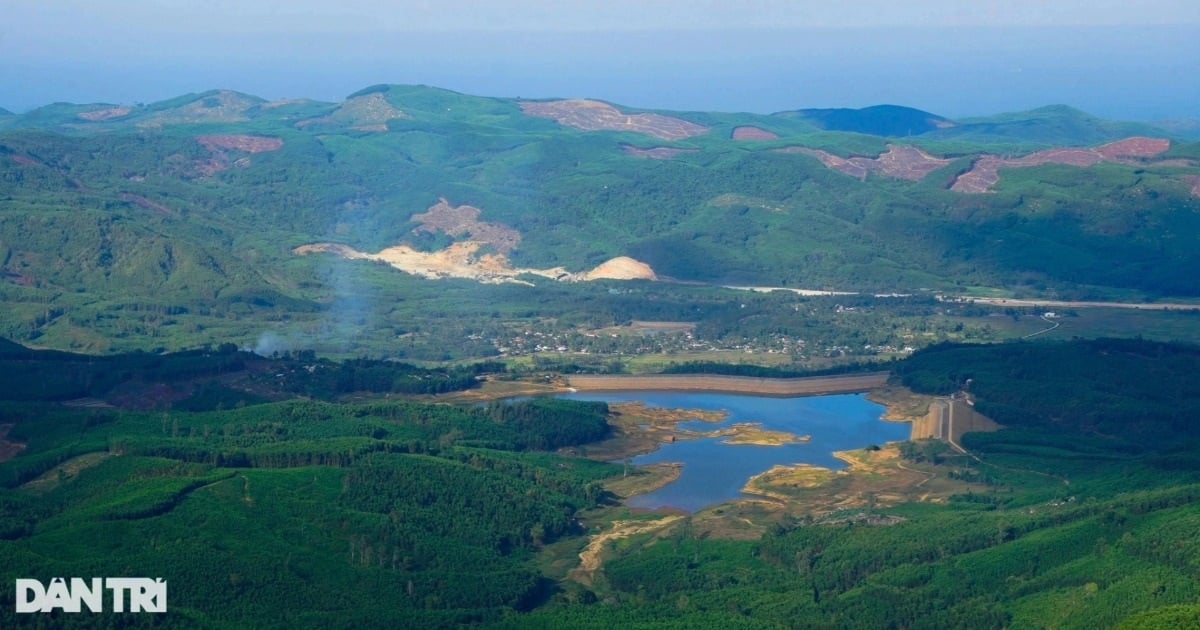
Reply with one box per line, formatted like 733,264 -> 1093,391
928,104 -> 1170,147
1,84 -> 1198,354
2,87 -> 1183,141
777,104 -> 953,137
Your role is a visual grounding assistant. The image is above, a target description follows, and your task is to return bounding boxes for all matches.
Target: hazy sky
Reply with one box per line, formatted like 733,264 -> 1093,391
5,1 -> 1199,119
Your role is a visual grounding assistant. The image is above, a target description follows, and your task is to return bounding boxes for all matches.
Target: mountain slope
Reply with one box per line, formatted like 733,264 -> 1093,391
928,105 -> 1168,146
1,85 -> 1198,353
778,104 -> 953,136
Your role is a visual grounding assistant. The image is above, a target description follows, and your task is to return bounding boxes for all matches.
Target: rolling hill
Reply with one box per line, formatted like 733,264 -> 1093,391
1,84 -> 1198,354
777,104 -> 953,137
926,104 -> 1170,147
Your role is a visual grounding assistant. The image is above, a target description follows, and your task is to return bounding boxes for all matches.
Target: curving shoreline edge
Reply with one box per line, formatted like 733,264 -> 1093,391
565,372 -> 890,396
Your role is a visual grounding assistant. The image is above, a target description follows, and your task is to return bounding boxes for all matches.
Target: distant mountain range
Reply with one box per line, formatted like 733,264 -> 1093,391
1,84 -> 1198,351
1,87 -> 1190,143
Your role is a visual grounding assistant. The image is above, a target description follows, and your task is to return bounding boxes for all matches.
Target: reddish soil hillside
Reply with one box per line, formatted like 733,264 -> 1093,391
1185,175 -> 1200,197
621,144 -> 699,159
520,99 -> 708,140
411,198 -> 522,253
731,126 -> 779,140
196,135 -> 284,153
781,147 -> 871,179
77,106 -> 133,121
778,144 -> 949,181
874,145 -> 952,179
1095,136 -> 1172,159
952,136 -> 1171,193
190,135 -> 283,176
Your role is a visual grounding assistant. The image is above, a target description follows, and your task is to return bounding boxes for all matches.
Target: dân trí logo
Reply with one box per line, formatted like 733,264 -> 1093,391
15,577 -> 167,613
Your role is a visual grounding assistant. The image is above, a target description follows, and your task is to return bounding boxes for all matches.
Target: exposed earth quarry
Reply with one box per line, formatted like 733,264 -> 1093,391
295,198 -> 656,284
412,198 -> 522,253
293,243 -> 655,284
519,99 -> 709,140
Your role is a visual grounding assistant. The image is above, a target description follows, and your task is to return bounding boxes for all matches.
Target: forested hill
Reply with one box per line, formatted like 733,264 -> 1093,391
1,83 -> 1199,354
896,338 -> 1200,447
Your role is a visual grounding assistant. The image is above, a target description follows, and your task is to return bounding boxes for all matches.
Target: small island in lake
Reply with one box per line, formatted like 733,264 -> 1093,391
714,422 -> 811,445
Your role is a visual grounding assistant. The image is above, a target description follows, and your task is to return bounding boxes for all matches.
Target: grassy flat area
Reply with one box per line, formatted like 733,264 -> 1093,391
741,443 -> 987,515
717,423 -> 809,445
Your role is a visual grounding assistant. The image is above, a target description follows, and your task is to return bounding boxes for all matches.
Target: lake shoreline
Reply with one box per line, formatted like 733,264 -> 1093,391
564,390 -> 911,512
566,372 -> 890,396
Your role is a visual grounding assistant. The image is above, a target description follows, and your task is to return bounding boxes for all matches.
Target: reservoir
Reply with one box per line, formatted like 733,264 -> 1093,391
558,391 -> 909,512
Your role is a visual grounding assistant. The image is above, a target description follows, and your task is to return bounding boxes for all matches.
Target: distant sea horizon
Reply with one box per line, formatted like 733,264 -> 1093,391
5,25 -> 1197,122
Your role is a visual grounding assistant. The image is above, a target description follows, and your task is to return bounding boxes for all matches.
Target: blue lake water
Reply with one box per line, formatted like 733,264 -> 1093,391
557,391 -> 910,512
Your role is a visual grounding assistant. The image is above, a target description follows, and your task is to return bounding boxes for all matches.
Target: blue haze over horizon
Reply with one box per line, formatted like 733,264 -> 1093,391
4,2 -> 1199,122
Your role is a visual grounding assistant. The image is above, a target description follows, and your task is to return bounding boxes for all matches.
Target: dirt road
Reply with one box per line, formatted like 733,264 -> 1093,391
570,516 -> 683,585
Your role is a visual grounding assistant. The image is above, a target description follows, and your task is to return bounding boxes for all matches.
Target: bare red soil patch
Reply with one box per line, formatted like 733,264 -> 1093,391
621,144 -> 699,159
952,136 -> 1171,193
411,198 -> 522,253
189,135 -> 283,176
0,424 -> 26,462
1184,175 -> 1200,197
192,158 -> 229,177
196,135 -> 284,153
875,145 -> 952,179
778,147 -> 869,179
78,106 -> 133,121
731,126 -> 779,141
1095,136 -> 1171,159
778,144 -> 948,181
520,99 -> 708,140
